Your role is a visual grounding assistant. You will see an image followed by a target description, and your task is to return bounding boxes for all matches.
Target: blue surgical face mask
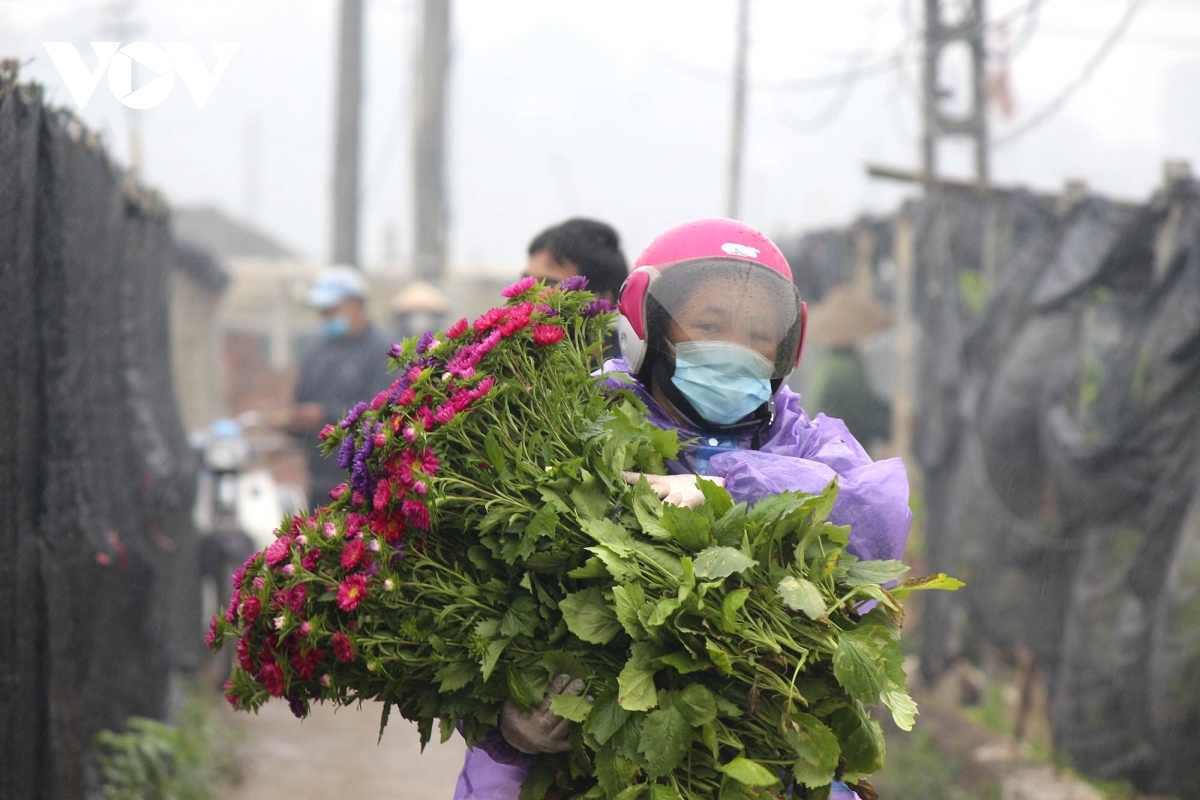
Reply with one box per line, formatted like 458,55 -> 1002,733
322,314 -> 350,340
670,341 -> 774,426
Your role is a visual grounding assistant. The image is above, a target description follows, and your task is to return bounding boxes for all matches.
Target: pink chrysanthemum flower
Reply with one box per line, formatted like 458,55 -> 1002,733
501,276 -> 537,297
264,536 -> 291,565
205,616 -> 219,647
403,499 -> 431,531
318,424 -> 335,441
397,387 -> 416,406
259,663 -> 285,697
445,317 -> 469,339
533,325 -> 565,345
332,632 -> 354,662
241,595 -> 262,624
341,538 -> 365,570
301,547 -> 322,570
336,574 -> 370,611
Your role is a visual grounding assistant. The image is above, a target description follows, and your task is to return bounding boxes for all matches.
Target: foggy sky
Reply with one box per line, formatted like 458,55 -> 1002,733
1,0 -> 1198,274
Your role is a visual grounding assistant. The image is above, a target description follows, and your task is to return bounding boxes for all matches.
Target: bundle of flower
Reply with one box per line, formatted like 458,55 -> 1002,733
209,277 -> 959,800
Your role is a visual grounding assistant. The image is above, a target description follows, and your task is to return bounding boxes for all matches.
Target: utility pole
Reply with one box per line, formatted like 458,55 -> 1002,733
331,0 -> 363,267
103,0 -> 144,179
921,0 -> 989,185
725,0 -> 750,219
413,0 -> 451,283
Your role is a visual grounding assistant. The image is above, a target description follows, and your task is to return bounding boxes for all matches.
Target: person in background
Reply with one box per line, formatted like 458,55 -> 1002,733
806,344 -> 892,449
524,217 -> 629,358
455,219 -> 910,800
277,266 -> 393,511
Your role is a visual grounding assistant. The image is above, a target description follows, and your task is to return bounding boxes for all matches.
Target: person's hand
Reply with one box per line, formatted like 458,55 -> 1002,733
622,471 -> 724,509
499,674 -> 584,754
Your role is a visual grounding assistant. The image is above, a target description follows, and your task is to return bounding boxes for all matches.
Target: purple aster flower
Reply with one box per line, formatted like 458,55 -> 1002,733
581,299 -> 615,318
560,275 -> 589,291
416,330 -> 436,354
337,434 -> 356,470
388,341 -> 404,359
340,401 -> 369,430
390,546 -> 407,569
288,693 -> 308,719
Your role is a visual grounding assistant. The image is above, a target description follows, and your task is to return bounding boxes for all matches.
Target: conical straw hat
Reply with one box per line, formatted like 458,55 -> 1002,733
390,280 -> 452,314
806,283 -> 894,347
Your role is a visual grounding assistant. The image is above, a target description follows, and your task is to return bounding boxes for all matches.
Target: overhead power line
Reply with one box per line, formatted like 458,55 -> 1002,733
993,0 -> 1147,148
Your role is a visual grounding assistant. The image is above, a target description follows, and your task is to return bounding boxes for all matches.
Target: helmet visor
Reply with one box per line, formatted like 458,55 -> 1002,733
644,258 -> 801,381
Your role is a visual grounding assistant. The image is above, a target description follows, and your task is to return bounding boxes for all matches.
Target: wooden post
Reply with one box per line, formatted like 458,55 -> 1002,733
891,210 -> 917,467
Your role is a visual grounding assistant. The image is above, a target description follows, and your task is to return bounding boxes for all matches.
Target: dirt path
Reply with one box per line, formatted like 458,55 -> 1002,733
218,699 -> 467,799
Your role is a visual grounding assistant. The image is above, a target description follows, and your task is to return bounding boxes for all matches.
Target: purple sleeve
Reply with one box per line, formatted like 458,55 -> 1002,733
707,399 -> 911,563
454,729 -> 534,800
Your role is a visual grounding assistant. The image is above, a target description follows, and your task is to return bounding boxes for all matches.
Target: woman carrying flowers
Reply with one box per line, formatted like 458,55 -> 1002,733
456,219 -> 912,800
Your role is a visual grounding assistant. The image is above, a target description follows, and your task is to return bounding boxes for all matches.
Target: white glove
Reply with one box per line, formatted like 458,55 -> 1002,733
622,471 -> 724,510
500,673 -> 584,754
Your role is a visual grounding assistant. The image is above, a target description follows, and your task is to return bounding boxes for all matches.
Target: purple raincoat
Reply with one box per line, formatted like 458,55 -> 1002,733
452,361 -> 911,798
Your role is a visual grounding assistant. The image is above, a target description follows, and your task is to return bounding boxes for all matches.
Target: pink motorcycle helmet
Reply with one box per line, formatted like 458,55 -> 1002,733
616,218 -> 807,392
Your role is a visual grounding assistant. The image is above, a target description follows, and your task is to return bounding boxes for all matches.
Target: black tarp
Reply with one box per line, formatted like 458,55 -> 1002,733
0,81 -> 202,799
907,179 -> 1200,798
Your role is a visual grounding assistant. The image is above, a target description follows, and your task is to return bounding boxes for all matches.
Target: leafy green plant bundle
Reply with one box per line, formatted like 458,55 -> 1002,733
208,277 -> 958,800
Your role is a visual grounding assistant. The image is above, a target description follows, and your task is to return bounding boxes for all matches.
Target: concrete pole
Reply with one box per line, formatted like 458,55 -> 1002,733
331,0 -> 363,267
725,0 -> 749,219
413,0 -> 451,283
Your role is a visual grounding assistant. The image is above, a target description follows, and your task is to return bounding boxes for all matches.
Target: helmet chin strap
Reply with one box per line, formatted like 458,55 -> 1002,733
650,354 -> 777,436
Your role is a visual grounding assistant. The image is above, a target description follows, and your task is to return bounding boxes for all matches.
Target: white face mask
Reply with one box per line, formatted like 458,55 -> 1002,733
670,341 -> 774,426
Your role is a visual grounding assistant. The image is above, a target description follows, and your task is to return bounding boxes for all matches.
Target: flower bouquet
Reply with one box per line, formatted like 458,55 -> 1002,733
209,277 -> 957,800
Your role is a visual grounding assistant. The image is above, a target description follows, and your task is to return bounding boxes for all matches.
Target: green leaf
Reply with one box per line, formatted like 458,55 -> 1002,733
889,572 -> 966,599
506,663 -> 543,713
638,705 -> 691,778
785,712 -> 841,787
705,640 -> 733,675
632,479 -> 671,541
435,661 -> 476,693
843,559 -> 910,586
721,588 -> 752,633
657,650 -> 708,675
581,517 -> 635,554
649,784 -> 684,800
590,545 -> 642,583
549,692 -> 593,723
777,576 -> 828,620
673,684 -> 717,727
882,687 -> 918,731
812,478 -> 839,522
693,546 -> 757,580
701,723 -> 720,760
660,503 -> 711,551
617,660 -> 658,711
560,587 -> 622,645
696,476 -> 733,517
613,583 -> 648,639
718,757 -> 780,787
613,785 -> 647,800
571,471 -> 610,522
500,594 -> 540,637
645,597 -> 680,628
829,705 -> 885,778
596,744 -> 640,798
542,651 -> 587,683
568,557 -> 609,579
585,689 -> 630,745
467,545 -> 492,571
481,637 -> 510,682
525,502 -> 560,542
833,635 -> 886,704
484,431 -> 510,478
